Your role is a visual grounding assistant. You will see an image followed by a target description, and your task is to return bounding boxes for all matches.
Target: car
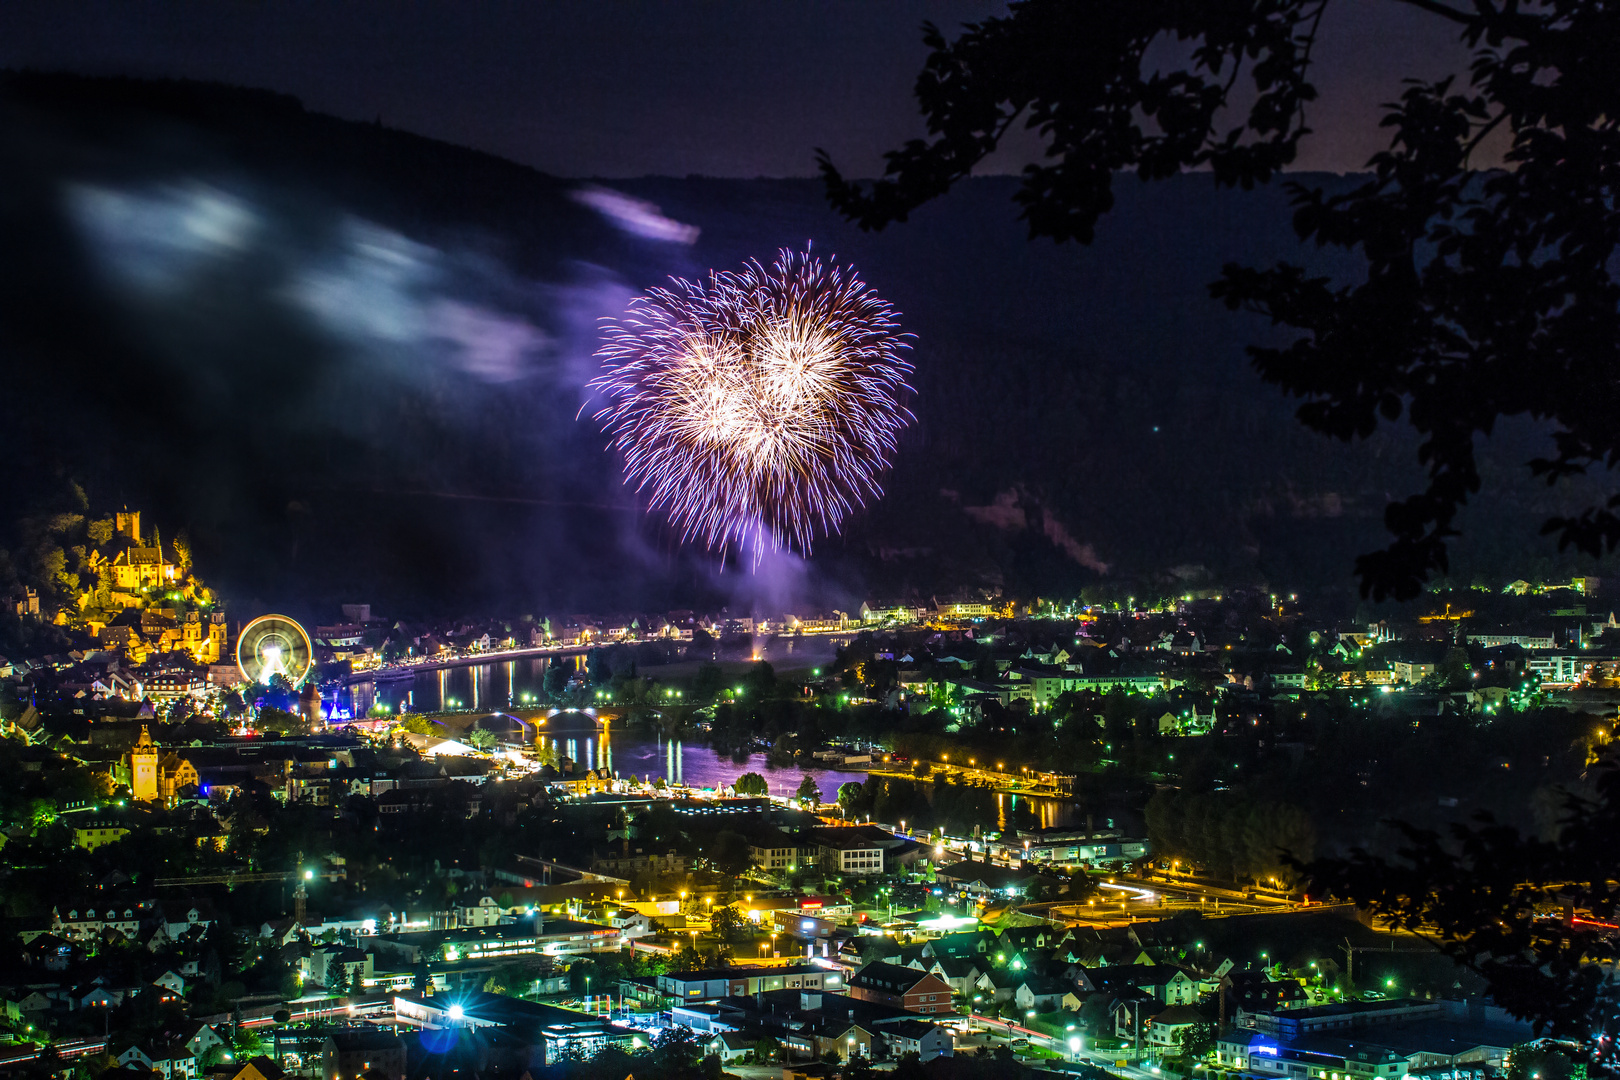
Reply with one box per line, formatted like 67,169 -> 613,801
1011,1039 -> 1030,1048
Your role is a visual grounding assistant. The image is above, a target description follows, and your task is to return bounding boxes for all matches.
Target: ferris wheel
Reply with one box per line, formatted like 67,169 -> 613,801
236,614 -> 314,686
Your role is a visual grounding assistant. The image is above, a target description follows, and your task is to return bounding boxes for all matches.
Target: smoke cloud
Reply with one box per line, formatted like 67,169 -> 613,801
68,182 -> 260,292
72,186 -> 560,387
572,185 -> 700,245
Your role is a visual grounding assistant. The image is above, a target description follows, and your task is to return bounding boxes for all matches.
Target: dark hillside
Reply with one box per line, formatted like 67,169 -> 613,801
0,72 -> 1606,616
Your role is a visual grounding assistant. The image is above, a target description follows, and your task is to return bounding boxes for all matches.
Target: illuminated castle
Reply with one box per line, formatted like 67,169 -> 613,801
69,508 -> 227,666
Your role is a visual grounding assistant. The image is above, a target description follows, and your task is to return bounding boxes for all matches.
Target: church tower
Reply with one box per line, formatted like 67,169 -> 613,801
208,613 -> 228,665
130,726 -> 159,802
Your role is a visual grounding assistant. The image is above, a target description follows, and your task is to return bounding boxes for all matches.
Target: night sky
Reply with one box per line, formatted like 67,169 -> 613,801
0,1 -> 1475,179
0,2 -> 1541,615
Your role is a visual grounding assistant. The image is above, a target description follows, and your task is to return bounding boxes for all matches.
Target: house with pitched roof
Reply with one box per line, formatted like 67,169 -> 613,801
848,962 -> 955,1015
1080,964 -> 1199,1005
881,1020 -> 954,1062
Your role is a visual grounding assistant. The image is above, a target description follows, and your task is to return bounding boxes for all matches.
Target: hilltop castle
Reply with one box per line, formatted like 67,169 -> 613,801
60,509 -> 228,667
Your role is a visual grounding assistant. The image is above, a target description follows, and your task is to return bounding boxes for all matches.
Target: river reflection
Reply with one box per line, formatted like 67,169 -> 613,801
345,656 -> 578,716
344,657 -> 1078,825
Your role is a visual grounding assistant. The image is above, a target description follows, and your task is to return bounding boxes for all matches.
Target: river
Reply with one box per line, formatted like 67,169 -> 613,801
341,655 -> 1079,825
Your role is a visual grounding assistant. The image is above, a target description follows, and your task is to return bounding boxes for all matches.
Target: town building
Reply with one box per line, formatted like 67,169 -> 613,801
847,962 -> 955,1014
658,964 -> 842,1001
321,1030 -> 406,1080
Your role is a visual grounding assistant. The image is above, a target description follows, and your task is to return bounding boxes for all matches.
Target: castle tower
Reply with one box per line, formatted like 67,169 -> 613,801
115,510 -> 142,545
299,682 -> 324,730
130,726 -> 159,802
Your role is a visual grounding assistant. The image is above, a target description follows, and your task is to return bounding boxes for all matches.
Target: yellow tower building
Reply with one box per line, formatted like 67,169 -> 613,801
130,726 -> 159,802
207,612 -> 228,664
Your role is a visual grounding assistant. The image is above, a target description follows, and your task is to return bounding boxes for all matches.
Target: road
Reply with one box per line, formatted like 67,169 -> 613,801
959,1014 -> 1165,1078
0,1038 -> 106,1067
342,644 -> 589,686
341,626 -> 861,688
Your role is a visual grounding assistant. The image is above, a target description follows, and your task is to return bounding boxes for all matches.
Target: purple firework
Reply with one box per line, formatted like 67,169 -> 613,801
591,247 -> 913,561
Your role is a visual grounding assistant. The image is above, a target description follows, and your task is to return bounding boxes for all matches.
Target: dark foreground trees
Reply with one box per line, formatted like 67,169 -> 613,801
822,0 -> 1620,602
1304,757 -> 1619,1072
1145,789 -> 1316,886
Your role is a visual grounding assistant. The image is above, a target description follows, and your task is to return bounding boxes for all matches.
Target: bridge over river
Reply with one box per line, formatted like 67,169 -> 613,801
340,644 -> 591,686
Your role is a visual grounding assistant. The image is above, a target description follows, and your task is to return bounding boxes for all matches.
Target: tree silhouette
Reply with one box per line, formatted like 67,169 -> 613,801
706,831 -> 753,877
837,781 -> 866,816
821,0 -> 1620,600
1304,756 -> 1619,1069
708,902 -> 746,941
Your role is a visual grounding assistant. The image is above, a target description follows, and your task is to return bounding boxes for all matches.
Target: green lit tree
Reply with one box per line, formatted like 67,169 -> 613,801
734,771 -> 768,796
1173,1020 -> 1218,1063
397,714 -> 437,736
708,903 -> 746,942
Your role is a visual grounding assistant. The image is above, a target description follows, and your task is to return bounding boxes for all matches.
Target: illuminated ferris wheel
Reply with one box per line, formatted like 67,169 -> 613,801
236,614 -> 314,686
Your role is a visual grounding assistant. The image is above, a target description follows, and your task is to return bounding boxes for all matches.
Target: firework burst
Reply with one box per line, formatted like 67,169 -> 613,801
591,247 -> 913,561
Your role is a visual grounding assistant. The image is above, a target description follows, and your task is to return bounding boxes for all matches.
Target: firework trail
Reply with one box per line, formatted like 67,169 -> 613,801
591,247 -> 913,561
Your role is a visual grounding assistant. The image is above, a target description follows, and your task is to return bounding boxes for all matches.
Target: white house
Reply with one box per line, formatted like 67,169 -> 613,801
174,1021 -> 225,1060
705,1033 -> 754,1063
118,1042 -> 197,1080
454,896 -> 504,928
882,1020 -> 954,1062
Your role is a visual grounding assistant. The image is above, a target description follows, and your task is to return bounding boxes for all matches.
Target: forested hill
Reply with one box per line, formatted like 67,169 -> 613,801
0,72 -> 1606,618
